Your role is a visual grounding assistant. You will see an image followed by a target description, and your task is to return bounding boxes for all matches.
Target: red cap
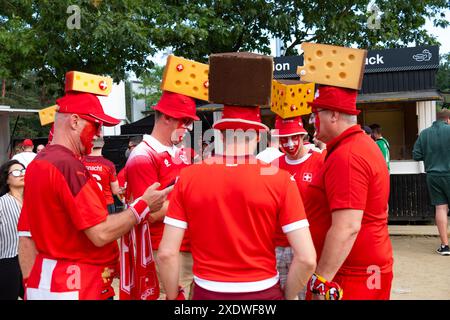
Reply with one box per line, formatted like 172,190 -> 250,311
272,116 -> 307,137
213,106 -> 269,131
308,86 -> 360,115
152,91 -> 199,121
56,93 -> 120,127
23,139 -> 34,147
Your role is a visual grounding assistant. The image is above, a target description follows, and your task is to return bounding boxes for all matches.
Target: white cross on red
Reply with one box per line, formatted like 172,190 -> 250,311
303,172 -> 313,182
203,80 -> 209,88
99,80 -> 108,91
176,64 -> 184,72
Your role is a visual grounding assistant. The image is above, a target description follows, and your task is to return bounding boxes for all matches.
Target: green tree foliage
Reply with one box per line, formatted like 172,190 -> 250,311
269,0 -> 449,55
148,0 -> 449,59
133,65 -> 164,111
0,0 -> 448,119
0,0 -> 158,89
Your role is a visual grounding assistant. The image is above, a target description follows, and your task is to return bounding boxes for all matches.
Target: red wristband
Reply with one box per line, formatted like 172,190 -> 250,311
307,273 -> 343,300
130,199 -> 149,224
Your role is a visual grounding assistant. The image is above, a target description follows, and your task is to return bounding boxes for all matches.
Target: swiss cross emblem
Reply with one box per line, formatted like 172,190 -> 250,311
303,172 -> 313,182
290,105 -> 297,111
203,80 -> 209,88
99,80 -> 108,91
176,64 -> 184,72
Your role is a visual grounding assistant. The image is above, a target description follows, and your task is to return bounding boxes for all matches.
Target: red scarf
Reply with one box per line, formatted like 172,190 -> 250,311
120,220 -> 159,300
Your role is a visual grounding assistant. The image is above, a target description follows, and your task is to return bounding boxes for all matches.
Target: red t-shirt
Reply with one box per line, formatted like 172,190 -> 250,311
165,155 -> 309,291
303,125 -> 393,275
274,152 -> 324,247
19,144 -> 119,266
125,135 -> 192,251
117,167 -> 126,189
82,156 -> 117,205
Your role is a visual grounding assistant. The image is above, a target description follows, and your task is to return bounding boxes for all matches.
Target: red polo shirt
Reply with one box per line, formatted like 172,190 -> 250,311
303,125 -> 393,275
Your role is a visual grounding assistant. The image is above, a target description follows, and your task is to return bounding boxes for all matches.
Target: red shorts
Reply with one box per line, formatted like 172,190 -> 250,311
334,271 -> 393,300
192,283 -> 284,300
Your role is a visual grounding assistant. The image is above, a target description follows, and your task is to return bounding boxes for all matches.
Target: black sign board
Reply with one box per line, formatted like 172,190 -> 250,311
364,46 -> 439,73
274,45 -> 439,79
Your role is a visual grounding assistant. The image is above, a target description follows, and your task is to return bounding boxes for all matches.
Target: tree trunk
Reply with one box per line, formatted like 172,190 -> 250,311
1,79 -> 5,98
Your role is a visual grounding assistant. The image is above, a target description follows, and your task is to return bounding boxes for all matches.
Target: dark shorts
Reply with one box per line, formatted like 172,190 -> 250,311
192,282 -> 284,300
426,175 -> 450,206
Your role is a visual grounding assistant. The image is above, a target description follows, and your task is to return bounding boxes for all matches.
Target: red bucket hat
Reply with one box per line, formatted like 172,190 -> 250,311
152,91 -> 199,121
56,93 -> 120,126
213,106 -> 269,131
272,116 -> 307,137
308,86 -> 360,115
22,139 -> 34,147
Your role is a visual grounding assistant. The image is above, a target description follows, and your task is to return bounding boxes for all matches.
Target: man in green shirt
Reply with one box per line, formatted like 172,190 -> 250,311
413,109 -> 450,256
370,124 -> 390,171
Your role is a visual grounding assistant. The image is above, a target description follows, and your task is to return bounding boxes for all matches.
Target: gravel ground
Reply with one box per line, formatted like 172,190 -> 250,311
390,236 -> 450,300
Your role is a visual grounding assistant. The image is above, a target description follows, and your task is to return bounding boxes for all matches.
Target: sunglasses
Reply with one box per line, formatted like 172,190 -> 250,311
9,169 -> 26,177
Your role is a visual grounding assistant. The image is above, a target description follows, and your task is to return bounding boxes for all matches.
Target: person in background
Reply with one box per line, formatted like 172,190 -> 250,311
362,125 -> 372,136
0,160 -> 26,300
82,137 -> 122,214
12,139 -> 36,168
413,109 -> 450,256
369,124 -> 390,171
124,136 -> 143,159
36,145 -> 45,153
12,144 -> 23,158
271,116 -> 324,299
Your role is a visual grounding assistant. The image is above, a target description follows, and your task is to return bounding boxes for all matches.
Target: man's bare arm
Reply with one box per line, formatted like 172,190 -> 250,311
284,227 -> 317,300
315,209 -> 363,281
18,236 -> 38,279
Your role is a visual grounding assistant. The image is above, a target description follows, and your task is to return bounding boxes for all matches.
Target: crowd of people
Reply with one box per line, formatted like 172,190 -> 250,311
0,85 -> 449,301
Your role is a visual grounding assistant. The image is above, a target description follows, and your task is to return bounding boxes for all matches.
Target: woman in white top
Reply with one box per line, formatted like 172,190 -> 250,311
0,160 -> 25,300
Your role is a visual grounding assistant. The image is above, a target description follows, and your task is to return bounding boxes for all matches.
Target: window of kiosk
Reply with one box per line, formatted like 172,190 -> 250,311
358,102 -> 418,160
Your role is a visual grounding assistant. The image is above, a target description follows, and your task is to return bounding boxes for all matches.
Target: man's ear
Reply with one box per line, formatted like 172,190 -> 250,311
163,114 -> 173,124
330,110 -> 339,123
69,114 -> 81,130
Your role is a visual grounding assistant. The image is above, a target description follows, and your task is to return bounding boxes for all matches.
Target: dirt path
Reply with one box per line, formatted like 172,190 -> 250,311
391,236 -> 450,300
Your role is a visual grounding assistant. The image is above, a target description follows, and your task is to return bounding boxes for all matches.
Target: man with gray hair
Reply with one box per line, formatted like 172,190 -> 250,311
17,92 -> 171,300
303,85 -> 393,300
413,108 -> 450,256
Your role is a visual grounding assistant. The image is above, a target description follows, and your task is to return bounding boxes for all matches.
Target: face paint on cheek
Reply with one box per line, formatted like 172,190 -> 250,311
171,128 -> 187,144
280,136 -> 300,156
314,112 -> 321,136
80,122 -> 99,155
